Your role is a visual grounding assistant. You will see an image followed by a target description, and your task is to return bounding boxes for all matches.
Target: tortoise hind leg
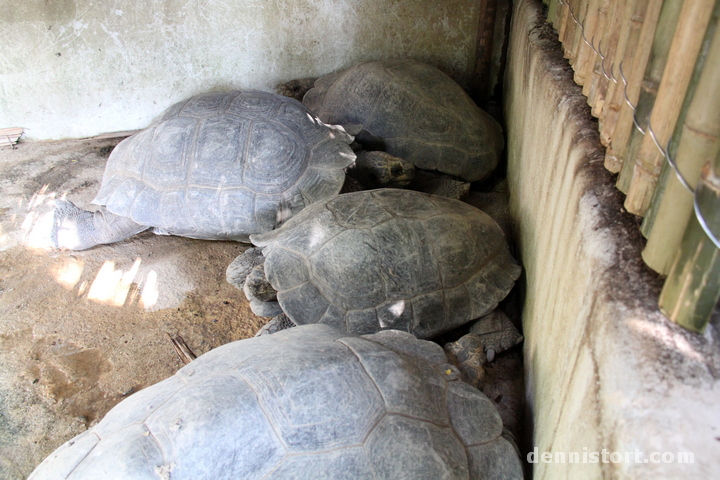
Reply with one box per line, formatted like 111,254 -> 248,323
51,199 -> 148,250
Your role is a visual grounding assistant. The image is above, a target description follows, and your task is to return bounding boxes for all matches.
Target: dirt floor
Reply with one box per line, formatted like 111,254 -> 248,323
0,137 -> 524,478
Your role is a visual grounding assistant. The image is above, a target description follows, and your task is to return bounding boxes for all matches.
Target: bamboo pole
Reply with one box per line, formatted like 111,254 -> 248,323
659,162 -> 720,333
567,0 -> 591,65
599,0 -> 649,150
548,0 -> 560,25
641,1 -> 720,274
589,0 -> 626,116
557,0 -> 572,41
572,0 -> 603,86
550,0 -> 565,30
562,0 -> 582,58
603,0 -> 663,173
623,0 -> 715,215
597,0 -> 637,129
615,0 -> 684,193
585,0 -> 618,110
581,0 -> 610,98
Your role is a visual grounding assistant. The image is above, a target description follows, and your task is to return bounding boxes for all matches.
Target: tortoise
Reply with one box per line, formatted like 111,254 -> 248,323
51,90 -> 356,250
300,59 -> 506,198
29,324 -> 523,479
227,188 -> 521,340
444,310 -> 524,389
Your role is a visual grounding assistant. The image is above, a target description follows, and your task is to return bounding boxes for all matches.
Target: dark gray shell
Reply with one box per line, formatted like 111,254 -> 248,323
29,325 -> 523,480
93,91 -> 355,241
303,59 -> 504,182
251,189 -> 521,338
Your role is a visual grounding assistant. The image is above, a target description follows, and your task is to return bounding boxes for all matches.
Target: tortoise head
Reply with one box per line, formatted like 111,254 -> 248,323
355,151 -> 415,189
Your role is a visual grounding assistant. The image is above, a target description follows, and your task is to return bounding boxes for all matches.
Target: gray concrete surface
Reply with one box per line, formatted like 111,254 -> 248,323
1,0 -> 483,140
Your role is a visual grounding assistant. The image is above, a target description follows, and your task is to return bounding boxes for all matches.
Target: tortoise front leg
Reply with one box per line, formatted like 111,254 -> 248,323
226,247 -> 266,290
51,199 -> 148,250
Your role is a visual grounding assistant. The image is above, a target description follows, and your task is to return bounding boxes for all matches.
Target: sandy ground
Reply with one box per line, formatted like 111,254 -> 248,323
0,137 -> 524,478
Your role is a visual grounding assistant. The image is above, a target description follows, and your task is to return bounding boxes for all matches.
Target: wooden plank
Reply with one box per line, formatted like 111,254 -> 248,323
0,127 -> 24,136
0,127 -> 23,147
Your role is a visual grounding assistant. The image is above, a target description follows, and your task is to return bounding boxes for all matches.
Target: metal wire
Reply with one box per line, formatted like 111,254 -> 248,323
664,141 -> 694,193
695,189 -> 720,250
550,0 -> 720,249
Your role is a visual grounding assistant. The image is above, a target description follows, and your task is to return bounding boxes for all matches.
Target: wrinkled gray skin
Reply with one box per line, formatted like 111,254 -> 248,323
29,325 -> 524,480
468,310 -> 524,362
52,90 -> 355,250
445,333 -> 488,389
348,151 -> 415,189
227,189 -> 521,340
302,59 -> 505,184
444,311 -> 524,387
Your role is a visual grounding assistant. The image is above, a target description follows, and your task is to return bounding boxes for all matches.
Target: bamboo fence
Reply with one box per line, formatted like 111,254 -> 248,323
542,0 -> 720,332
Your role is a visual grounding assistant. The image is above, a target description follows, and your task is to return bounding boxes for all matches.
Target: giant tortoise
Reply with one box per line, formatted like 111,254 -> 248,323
51,90 -> 356,250
29,325 -> 523,479
302,59 -> 505,194
227,189 -> 521,339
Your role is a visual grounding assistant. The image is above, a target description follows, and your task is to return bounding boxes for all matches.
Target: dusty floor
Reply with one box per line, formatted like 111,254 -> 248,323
0,137 -> 524,478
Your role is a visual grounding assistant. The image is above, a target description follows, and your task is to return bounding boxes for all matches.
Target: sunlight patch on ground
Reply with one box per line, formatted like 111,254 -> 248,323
9,184 -> 58,251
48,254 -> 190,312
87,259 -> 141,307
52,258 -> 85,289
141,270 -> 159,309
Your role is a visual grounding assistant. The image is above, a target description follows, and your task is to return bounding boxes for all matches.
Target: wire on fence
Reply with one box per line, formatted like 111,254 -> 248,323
552,0 -> 720,250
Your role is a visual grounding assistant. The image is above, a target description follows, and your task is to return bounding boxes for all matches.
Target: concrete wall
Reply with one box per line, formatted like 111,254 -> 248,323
505,1 -> 720,478
1,0 -> 481,140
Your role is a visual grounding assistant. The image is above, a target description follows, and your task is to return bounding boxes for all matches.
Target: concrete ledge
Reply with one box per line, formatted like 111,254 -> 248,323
504,1 -> 720,477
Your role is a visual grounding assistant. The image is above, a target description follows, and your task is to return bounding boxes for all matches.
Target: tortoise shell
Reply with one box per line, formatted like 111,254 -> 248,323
303,59 -> 504,182
93,90 -> 355,241
251,189 -> 521,338
29,325 -> 523,479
